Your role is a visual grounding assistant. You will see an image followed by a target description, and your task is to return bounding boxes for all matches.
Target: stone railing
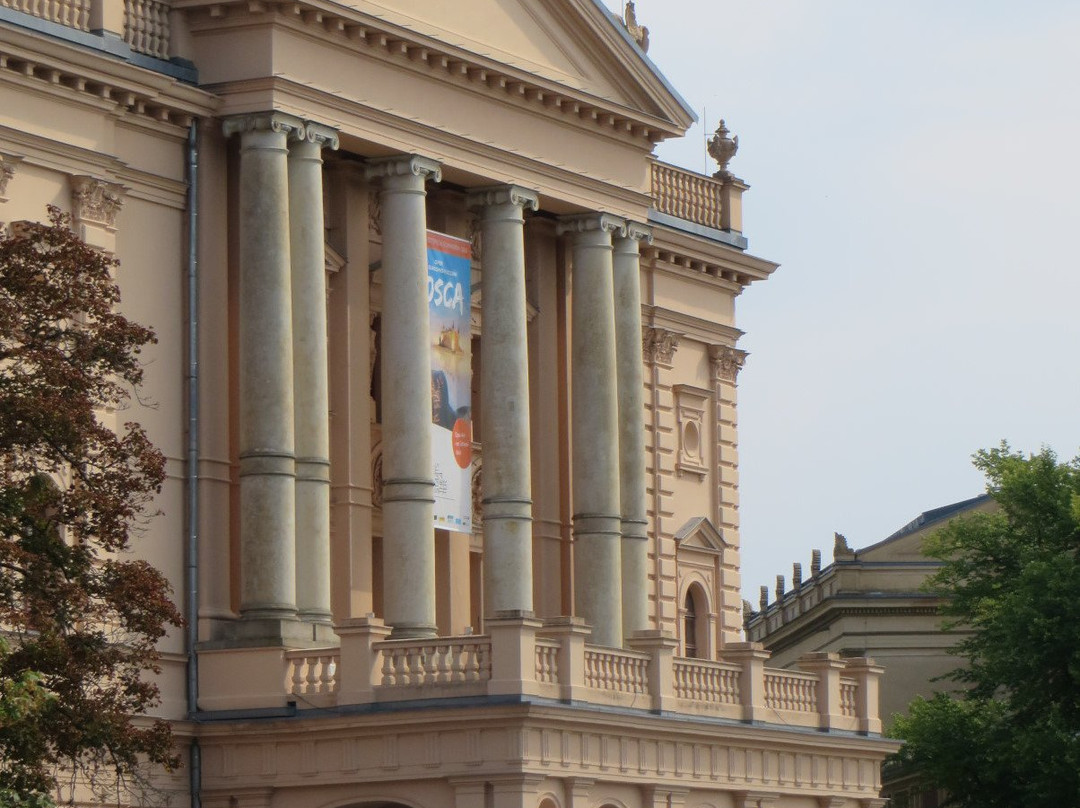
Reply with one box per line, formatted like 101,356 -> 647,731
584,646 -> 649,694
840,676 -> 858,717
285,649 -> 338,707
124,0 -> 170,59
375,635 -> 491,688
672,657 -> 741,704
200,620 -> 884,735
534,637 -> 560,684
0,0 -> 91,29
1,0 -> 171,60
764,669 -> 819,713
650,160 -> 746,233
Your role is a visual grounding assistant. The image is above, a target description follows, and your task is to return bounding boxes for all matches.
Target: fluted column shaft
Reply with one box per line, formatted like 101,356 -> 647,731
225,112 -> 301,624
559,213 -> 626,648
365,155 -> 442,639
467,185 -> 539,616
289,125 -> 339,626
613,223 -> 652,639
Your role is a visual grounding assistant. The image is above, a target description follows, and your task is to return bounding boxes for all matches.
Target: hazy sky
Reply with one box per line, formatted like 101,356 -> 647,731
601,1 -> 1080,599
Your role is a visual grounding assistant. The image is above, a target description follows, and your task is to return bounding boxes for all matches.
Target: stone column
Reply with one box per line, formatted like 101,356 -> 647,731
223,112 -> 303,639
364,154 -> 442,639
467,185 -> 538,616
613,222 -> 652,639
289,122 -> 338,633
558,213 -> 625,648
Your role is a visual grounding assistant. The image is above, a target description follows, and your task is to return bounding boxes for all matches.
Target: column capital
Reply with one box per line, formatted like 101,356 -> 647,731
466,183 -> 539,212
642,326 -> 680,365
708,343 -> 747,382
556,211 -> 625,237
70,175 -> 125,233
0,153 -> 23,202
364,154 -> 442,184
618,220 -> 653,244
222,111 -> 305,140
298,120 -> 340,150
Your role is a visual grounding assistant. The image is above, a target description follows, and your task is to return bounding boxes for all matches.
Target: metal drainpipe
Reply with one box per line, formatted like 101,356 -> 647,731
184,118 -> 202,808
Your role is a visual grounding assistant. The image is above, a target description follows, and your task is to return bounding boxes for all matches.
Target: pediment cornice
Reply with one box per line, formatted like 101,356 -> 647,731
174,0 -> 686,146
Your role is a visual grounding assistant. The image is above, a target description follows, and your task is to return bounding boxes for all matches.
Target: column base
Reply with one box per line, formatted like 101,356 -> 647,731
202,616 -> 338,649
388,622 -> 438,640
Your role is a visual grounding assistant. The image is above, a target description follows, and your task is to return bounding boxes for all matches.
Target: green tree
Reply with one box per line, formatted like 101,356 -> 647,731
0,209 -> 181,805
891,444 -> 1080,808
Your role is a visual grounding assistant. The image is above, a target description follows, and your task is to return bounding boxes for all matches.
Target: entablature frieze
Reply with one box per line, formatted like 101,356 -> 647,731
173,0 -> 685,148
194,704 -> 895,801
207,75 -> 655,221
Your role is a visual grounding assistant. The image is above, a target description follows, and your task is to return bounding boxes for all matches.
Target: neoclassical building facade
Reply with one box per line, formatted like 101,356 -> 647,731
0,1 -> 895,806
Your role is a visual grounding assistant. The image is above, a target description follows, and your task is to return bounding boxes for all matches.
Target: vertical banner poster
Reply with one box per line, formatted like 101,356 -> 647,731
427,230 -> 473,533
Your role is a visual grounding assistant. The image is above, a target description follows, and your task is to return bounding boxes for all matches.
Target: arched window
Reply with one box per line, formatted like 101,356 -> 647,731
684,586 -> 706,659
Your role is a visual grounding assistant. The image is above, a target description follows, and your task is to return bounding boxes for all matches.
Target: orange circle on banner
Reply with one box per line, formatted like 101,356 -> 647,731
452,418 -> 472,468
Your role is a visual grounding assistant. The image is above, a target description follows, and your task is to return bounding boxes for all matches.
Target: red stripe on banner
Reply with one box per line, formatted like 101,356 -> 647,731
427,230 -> 472,260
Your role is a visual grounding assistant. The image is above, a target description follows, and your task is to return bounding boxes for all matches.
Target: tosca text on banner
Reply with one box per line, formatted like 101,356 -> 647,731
427,230 -> 473,533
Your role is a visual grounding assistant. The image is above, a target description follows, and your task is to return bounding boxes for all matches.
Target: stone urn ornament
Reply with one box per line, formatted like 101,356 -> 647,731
707,119 -> 739,180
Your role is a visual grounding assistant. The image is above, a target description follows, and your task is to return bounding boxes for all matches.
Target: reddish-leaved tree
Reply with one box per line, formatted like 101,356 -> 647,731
0,207 -> 181,805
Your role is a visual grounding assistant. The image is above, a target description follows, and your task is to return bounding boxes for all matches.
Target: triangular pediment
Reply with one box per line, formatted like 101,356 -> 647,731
674,516 -> 727,555
351,0 -> 694,131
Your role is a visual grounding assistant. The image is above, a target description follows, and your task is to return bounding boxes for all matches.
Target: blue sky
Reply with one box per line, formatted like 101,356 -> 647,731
602,1 -> 1080,597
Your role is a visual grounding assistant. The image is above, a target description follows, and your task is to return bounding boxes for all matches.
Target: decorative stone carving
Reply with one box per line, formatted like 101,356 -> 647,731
622,0 -> 649,52
792,562 -> 803,589
811,548 -> 822,576
70,176 -> 125,232
759,585 -> 768,611
707,119 -> 739,180
673,384 -> 710,479
368,187 -> 382,237
775,575 -> 785,599
708,344 -> 747,383
0,154 -> 22,204
834,532 -> 855,560
642,326 -> 680,365
470,452 -> 483,526
468,212 -> 482,264
371,442 -> 384,508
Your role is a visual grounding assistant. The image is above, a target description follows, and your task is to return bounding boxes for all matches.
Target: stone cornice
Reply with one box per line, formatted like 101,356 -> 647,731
645,236 -> 776,291
641,306 -> 742,348
174,0 -> 685,147
0,23 -> 217,127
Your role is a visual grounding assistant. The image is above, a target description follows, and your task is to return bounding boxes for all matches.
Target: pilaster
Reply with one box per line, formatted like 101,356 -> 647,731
709,342 -> 747,643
